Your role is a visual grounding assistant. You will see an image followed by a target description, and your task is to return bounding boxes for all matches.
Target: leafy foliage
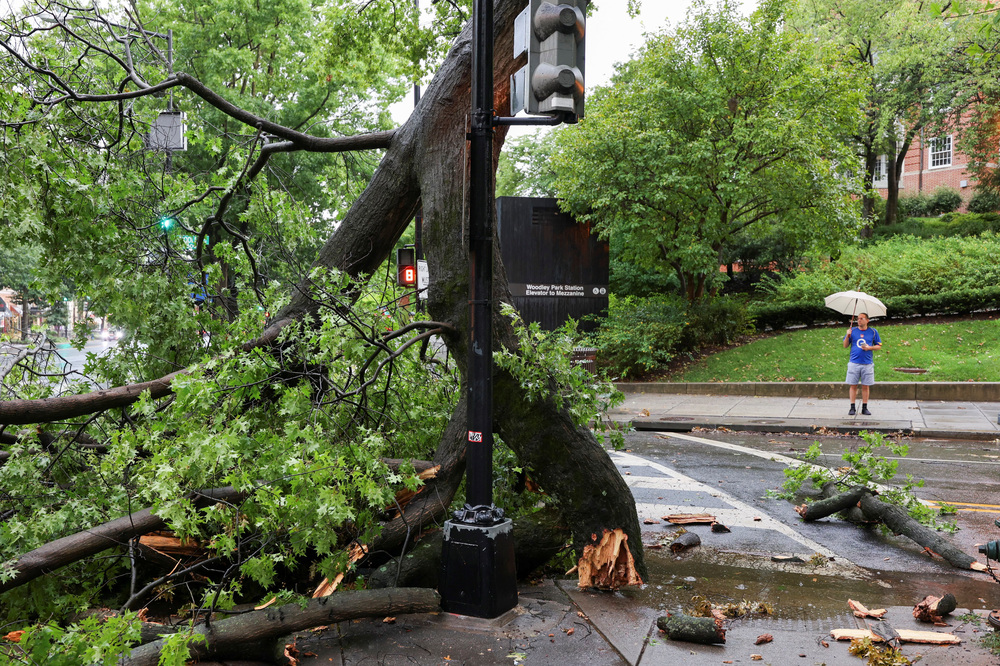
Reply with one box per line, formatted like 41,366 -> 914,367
494,303 -> 624,450
551,0 -> 864,302
927,187 -> 964,216
0,269 -> 460,634
966,189 -> 1000,214
759,234 -> 1000,304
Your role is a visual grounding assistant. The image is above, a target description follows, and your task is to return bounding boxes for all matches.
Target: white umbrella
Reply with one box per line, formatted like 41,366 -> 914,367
824,290 -> 887,320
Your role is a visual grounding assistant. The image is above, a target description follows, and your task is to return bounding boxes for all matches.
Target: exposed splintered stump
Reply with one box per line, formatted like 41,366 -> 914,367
912,593 -> 958,623
577,528 -> 643,590
656,611 -> 726,644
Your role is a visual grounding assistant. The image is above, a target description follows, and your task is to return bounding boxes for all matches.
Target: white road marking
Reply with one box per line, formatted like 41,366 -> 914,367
611,450 -> 842,560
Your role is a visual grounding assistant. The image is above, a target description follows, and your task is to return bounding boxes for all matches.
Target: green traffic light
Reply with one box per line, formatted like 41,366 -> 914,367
160,216 -> 174,230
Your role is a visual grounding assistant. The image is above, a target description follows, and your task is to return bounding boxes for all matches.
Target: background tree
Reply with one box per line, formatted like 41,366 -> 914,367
551,0 -> 864,302
789,0 -> 977,228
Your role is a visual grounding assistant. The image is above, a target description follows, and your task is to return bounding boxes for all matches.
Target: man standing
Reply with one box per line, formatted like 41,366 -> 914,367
844,312 -> 881,415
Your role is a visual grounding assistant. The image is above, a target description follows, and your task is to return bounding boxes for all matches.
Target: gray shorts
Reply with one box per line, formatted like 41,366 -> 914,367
845,362 -> 875,386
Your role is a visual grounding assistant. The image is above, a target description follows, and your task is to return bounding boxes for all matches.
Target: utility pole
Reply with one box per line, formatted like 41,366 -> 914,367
438,0 -> 585,619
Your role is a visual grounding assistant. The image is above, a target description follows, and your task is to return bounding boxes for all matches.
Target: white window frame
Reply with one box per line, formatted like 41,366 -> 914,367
873,155 -> 888,187
928,135 -> 952,169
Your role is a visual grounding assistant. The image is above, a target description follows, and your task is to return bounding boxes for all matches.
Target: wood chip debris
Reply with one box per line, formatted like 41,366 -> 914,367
848,599 -> 888,618
754,633 -> 773,645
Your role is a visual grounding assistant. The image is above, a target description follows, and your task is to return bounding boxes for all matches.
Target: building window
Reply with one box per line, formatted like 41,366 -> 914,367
873,155 -> 888,187
929,136 -> 952,168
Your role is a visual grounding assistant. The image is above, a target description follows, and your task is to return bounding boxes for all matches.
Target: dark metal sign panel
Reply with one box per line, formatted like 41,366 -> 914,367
496,196 -> 609,331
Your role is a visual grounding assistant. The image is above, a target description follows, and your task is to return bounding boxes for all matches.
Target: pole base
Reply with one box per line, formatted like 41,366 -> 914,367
439,518 -> 518,618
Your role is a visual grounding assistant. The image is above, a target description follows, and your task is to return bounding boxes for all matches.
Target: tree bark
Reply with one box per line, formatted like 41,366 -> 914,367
857,492 -> 977,570
272,0 -> 646,578
124,588 -> 440,666
0,0 -> 647,584
656,613 -> 726,644
819,480 -> 869,524
0,486 -> 243,594
796,485 -> 869,522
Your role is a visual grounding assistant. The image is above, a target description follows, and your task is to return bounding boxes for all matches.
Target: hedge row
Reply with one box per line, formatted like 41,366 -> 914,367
750,286 -> 1000,331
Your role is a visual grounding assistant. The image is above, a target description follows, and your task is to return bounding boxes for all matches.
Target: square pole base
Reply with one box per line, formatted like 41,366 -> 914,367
439,519 -> 518,618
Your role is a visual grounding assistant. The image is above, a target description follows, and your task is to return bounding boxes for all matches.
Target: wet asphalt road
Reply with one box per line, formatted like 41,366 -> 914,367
620,429 -> 1000,604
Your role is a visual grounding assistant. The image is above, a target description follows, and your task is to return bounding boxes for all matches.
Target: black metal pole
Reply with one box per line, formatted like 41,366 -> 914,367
438,0 -> 517,618
466,0 -> 495,512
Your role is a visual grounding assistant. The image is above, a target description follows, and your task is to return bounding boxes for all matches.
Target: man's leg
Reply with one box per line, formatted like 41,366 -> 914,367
849,384 -> 857,415
861,384 -> 871,415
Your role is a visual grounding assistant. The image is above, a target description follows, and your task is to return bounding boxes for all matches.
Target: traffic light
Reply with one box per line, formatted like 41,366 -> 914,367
519,0 -> 586,123
396,248 -> 416,287
159,215 -> 174,231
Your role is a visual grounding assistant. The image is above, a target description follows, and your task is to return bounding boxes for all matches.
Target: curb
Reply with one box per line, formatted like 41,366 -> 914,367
615,381 -> 1000,402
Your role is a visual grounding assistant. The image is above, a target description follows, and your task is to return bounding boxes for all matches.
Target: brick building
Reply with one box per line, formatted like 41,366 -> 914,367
873,129 -> 979,210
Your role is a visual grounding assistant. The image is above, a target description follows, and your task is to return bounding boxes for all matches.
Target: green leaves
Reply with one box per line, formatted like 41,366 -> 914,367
551,0 -> 864,302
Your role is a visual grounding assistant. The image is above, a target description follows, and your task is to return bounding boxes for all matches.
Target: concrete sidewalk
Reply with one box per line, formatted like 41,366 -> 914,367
611,389 -> 1000,440
294,443 -> 1000,665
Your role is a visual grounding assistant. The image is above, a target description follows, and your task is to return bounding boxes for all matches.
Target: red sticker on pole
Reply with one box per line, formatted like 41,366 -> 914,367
468,431 -> 483,443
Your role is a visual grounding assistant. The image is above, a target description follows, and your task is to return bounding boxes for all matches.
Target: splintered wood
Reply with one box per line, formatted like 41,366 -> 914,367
663,513 -> 716,525
312,542 -> 369,598
577,528 -> 643,590
848,599 -> 887,618
830,628 -> 961,645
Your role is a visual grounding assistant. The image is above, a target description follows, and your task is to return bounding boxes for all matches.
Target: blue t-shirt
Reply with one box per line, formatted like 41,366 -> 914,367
846,327 -> 880,365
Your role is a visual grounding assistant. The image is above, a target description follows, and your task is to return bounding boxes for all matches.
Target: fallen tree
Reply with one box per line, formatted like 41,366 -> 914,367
782,432 -> 986,571
0,0 -> 645,655
124,588 -> 441,666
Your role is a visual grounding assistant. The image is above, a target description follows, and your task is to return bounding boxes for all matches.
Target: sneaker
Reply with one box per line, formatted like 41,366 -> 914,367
861,406 -> 871,416
849,405 -> 856,416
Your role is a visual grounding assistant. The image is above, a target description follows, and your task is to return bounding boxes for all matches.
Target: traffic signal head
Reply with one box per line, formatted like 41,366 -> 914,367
396,247 -> 417,287
159,216 -> 174,231
524,0 -> 586,123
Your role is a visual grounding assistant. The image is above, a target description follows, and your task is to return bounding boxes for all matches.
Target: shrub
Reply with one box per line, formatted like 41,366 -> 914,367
588,294 -> 755,377
680,295 -> 755,350
927,187 -> 963,215
897,193 -> 931,219
588,294 -> 687,378
966,189 -> 1000,214
750,285 -> 1000,330
759,234 -> 1000,303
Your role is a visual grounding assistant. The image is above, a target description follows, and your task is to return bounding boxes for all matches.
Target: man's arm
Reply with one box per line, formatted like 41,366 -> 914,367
843,326 -> 853,348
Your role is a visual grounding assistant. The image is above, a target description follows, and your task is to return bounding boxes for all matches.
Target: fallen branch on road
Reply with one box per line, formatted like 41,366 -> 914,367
124,587 -> 440,666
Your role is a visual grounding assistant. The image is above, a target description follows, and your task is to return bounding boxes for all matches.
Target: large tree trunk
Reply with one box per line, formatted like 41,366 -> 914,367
272,0 -> 646,578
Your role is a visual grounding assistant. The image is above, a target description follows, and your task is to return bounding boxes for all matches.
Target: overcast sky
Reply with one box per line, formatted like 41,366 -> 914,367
390,0 -> 757,126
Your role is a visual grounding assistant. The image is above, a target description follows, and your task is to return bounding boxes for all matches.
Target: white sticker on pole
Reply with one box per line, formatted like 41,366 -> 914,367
468,431 -> 483,443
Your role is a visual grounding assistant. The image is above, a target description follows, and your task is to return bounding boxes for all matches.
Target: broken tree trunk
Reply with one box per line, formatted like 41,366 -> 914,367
124,588 -> 440,666
0,486 -> 244,594
656,612 -> 726,645
913,593 -> 958,622
819,481 -> 869,524
797,485 -> 869,522
0,0 -> 646,588
577,528 -> 643,589
857,492 -> 978,570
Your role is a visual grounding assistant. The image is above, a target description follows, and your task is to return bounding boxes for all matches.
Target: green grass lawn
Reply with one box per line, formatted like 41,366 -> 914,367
665,317 -> 1000,382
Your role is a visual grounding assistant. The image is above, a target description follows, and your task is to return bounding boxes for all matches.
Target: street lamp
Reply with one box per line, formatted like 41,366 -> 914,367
40,14 -> 186,155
